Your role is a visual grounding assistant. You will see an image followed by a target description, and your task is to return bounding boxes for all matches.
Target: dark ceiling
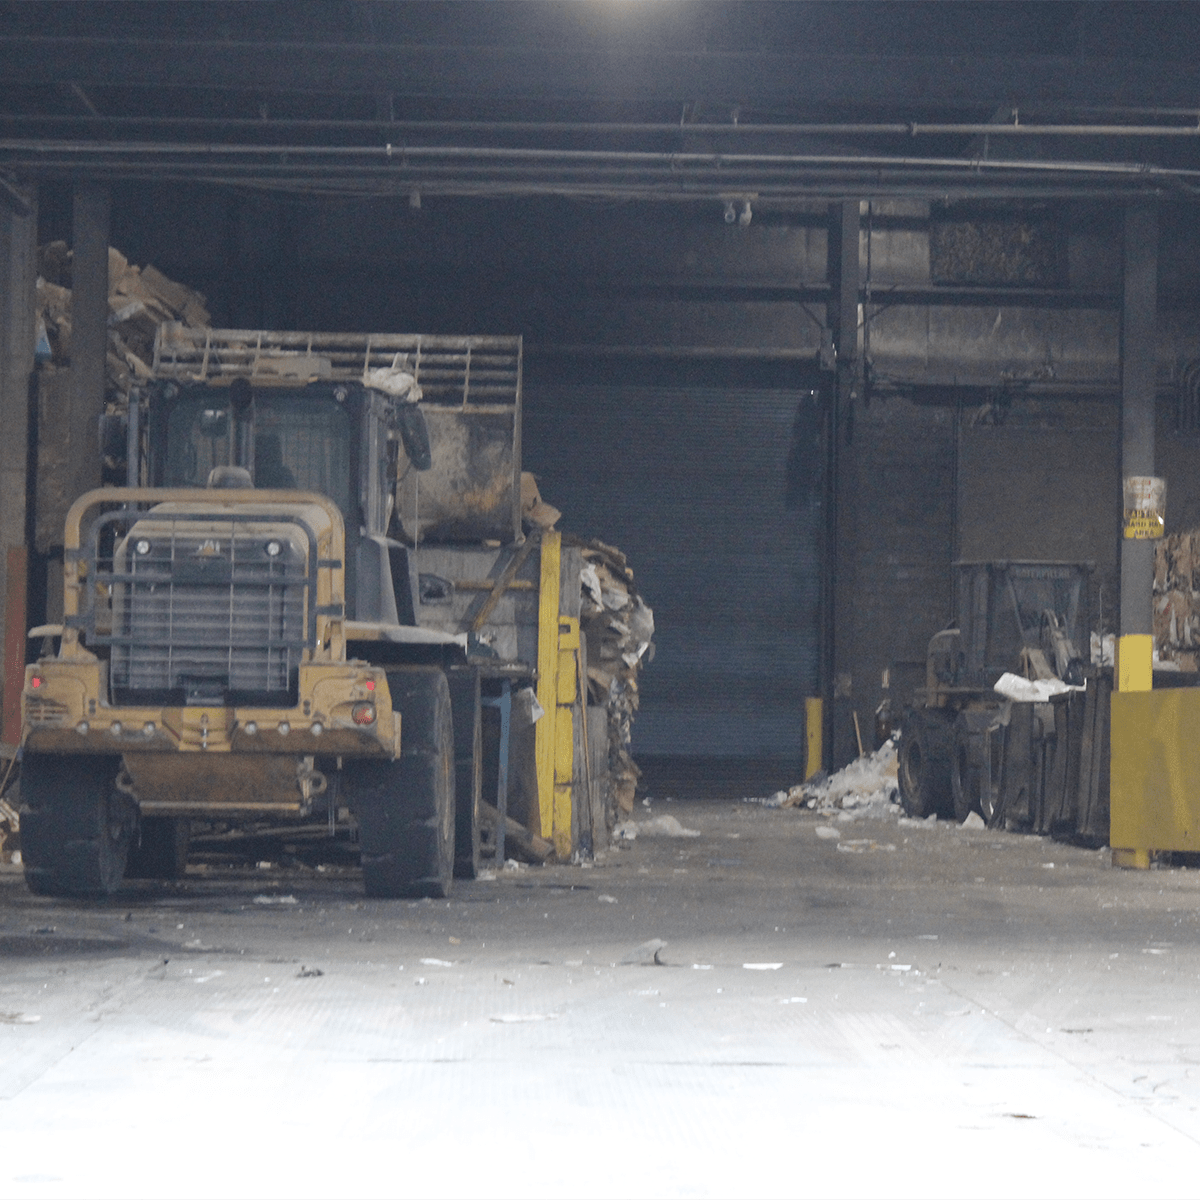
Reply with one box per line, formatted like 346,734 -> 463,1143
2,1 -> 1200,204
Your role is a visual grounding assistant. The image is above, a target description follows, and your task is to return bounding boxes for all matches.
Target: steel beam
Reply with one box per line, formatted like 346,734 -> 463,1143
0,182 -> 36,751
1116,200 -> 1158,699
825,200 -> 861,770
4,39 -> 1200,110
68,184 -> 109,504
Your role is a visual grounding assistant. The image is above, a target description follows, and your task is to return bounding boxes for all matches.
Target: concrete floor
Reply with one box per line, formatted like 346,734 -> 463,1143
2,798 -> 1200,1199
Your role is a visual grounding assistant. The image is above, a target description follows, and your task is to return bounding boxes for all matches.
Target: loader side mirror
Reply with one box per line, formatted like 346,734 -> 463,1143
395,402 -> 432,471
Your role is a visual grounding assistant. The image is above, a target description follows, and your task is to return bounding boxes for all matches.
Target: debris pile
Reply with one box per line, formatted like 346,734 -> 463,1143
35,242 -> 210,403
773,738 -> 901,819
574,537 -> 655,819
1154,530 -> 1200,671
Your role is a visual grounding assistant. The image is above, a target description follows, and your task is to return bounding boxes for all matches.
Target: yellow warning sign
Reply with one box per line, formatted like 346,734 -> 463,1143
1122,475 -> 1166,539
1124,511 -> 1165,539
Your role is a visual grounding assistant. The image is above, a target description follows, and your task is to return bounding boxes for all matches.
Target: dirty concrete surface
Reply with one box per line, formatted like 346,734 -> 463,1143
3,799 -> 1200,1199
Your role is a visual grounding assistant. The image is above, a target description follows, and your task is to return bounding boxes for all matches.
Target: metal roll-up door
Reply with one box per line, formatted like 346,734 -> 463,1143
522,383 -> 821,761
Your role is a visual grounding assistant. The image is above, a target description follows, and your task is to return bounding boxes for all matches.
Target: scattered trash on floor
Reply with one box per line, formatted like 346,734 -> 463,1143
836,839 -> 896,853
621,937 -> 668,965
296,966 -> 323,978
0,1012 -> 40,1024
614,814 -> 700,840
814,825 -> 840,840
419,957 -> 454,967
961,812 -> 986,830
743,962 -> 783,970
253,894 -> 297,905
490,1012 -> 560,1023
597,893 -> 618,903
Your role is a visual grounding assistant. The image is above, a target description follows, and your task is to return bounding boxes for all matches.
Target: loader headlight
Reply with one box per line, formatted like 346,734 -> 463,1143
135,539 -> 151,556
351,702 -> 376,726
264,540 -> 282,558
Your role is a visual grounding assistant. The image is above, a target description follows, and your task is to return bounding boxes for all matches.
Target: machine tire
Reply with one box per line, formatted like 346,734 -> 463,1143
353,666 -> 456,899
19,754 -> 133,898
126,816 -> 190,880
897,709 -> 955,819
447,666 -> 482,880
951,708 -> 1005,824
951,713 -> 982,822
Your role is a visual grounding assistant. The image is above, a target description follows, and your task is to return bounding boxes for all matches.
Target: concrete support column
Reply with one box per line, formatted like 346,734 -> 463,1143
824,201 -> 860,769
69,184 -> 110,504
0,183 -> 37,751
1117,201 -> 1158,695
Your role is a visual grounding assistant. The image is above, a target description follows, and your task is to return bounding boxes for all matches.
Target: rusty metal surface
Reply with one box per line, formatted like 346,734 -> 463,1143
123,752 -> 310,815
397,406 -> 520,544
152,325 -> 521,406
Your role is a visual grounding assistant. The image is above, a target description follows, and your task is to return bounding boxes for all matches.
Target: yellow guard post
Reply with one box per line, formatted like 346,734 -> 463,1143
535,530 -> 576,857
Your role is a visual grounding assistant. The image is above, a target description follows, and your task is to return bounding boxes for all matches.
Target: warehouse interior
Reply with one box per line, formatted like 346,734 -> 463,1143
4,4 -> 1200,1194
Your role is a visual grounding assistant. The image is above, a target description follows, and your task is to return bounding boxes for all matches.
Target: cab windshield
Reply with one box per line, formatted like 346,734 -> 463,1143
152,385 -> 353,518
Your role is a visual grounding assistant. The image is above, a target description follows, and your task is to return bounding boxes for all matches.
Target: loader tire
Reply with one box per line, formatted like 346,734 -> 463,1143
353,667 -> 456,899
20,754 -> 133,898
951,708 -> 1005,824
126,817 -> 190,880
447,665 -> 482,880
897,709 -> 955,820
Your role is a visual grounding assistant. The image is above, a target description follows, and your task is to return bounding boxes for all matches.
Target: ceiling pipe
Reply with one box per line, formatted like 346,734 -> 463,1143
5,116 -> 1200,140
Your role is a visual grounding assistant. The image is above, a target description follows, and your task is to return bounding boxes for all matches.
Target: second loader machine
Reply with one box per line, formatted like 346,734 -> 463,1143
897,560 -> 1091,825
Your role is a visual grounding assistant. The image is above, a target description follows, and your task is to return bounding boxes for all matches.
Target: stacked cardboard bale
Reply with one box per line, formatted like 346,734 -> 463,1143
1154,530 -> 1200,670
35,241 -> 210,402
575,538 -> 655,819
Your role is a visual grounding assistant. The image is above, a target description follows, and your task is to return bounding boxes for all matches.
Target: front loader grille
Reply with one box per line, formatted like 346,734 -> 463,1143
76,509 -> 319,706
25,696 -> 69,724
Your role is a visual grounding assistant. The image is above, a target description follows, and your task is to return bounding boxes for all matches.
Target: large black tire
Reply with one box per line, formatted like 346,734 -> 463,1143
951,708 -> 1005,824
897,709 -> 955,819
352,666 -> 456,899
447,666 -> 482,880
126,816 -> 190,880
20,754 -> 133,898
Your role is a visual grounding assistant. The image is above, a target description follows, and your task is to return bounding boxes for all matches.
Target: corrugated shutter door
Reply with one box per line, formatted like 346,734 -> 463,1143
522,384 -> 821,759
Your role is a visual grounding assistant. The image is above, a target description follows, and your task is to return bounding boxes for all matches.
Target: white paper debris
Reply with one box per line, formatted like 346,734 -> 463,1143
253,894 -> 297,905
419,958 -> 454,967
778,738 -> 901,820
490,1013 -> 560,1023
814,825 -> 841,840
960,811 -> 986,829
993,671 -> 1083,701
743,962 -> 783,971
363,360 -> 422,401
629,814 -> 701,838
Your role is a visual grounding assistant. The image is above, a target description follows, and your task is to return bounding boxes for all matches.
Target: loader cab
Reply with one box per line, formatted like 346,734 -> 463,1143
146,379 -> 422,624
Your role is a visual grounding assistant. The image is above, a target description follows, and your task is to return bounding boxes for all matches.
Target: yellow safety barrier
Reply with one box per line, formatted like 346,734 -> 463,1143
1110,687 -> 1200,864
805,697 -> 823,780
